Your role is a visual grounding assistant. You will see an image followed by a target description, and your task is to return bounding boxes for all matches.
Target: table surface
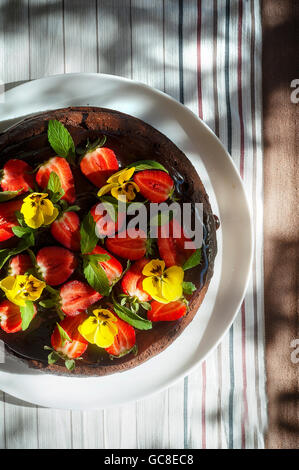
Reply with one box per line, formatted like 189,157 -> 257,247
0,0 -> 296,449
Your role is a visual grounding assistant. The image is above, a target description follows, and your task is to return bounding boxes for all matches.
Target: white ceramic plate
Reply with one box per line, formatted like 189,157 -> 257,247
0,73 -> 252,409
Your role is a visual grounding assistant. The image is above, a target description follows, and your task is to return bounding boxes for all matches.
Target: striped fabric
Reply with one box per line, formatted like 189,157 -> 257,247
0,0 -> 267,449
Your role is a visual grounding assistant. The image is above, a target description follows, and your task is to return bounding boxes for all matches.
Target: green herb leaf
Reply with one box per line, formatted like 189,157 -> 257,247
109,343 -> 138,359
80,212 -> 98,254
127,160 -> 168,173
182,248 -> 202,271
0,189 -> 22,202
56,322 -> 71,346
47,119 -> 76,163
46,172 -> 65,202
64,205 -> 80,213
47,351 -> 60,365
20,300 -> 35,331
0,236 -> 34,269
39,298 -> 57,308
182,281 -> 197,295
65,359 -> 75,371
140,301 -> 152,311
112,295 -> 152,330
12,225 -> 32,238
83,257 -> 110,296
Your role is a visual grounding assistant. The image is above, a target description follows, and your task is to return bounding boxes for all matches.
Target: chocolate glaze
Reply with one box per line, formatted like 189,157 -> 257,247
0,107 -> 218,376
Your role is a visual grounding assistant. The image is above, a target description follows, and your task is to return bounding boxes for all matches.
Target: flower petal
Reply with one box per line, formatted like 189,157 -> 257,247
94,323 -> 116,348
111,186 -> 128,202
24,209 -> 44,228
43,206 -> 59,226
97,183 -> 117,197
40,198 -> 55,216
142,276 -> 167,303
0,275 -> 17,293
142,259 -> 165,277
78,317 -> 98,344
118,167 -> 135,185
161,266 -> 184,302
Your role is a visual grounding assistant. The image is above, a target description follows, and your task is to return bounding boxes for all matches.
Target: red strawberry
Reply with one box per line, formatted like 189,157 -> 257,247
0,300 -> 22,333
90,246 -> 123,285
147,300 -> 187,322
106,228 -> 147,261
121,258 -> 151,302
1,159 -> 35,194
51,211 -> 80,251
0,198 -> 22,242
36,246 -> 77,286
60,280 -> 102,317
8,254 -> 32,276
80,147 -> 119,188
36,157 -> 76,203
51,313 -> 88,359
90,202 -> 125,238
105,316 -> 136,357
158,219 -> 196,267
133,170 -> 174,203
0,300 -> 37,333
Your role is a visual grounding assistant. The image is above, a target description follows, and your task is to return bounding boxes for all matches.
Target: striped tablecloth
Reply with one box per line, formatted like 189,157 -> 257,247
0,0 -> 267,449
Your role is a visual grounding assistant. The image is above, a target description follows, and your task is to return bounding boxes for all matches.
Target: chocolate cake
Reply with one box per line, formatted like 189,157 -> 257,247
0,106 -> 217,376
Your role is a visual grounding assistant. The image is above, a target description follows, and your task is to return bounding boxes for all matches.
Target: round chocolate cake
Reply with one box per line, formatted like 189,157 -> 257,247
0,107 -> 217,376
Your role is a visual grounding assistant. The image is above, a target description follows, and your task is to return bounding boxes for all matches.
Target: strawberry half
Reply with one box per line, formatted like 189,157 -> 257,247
60,280 -> 102,317
90,246 -> 123,285
36,156 -> 76,203
0,299 -> 37,333
80,147 -> 119,188
8,254 -> 32,276
1,159 -> 35,194
158,219 -> 196,267
147,300 -> 187,322
0,198 -> 22,242
105,316 -> 136,357
90,202 -> 125,238
51,211 -> 81,251
133,170 -> 174,203
51,313 -> 88,359
36,246 -> 77,286
106,228 -> 147,261
121,257 -> 151,302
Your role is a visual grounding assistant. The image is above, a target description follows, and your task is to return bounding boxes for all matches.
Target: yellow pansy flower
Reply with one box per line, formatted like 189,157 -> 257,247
78,309 -> 118,348
97,167 -> 139,202
21,192 -> 59,229
0,274 -> 46,306
142,259 -> 184,304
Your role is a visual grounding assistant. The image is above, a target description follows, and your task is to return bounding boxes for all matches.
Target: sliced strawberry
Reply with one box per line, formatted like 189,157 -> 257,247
51,211 -> 80,251
60,280 -> 102,316
0,300 -> 22,333
105,316 -> 136,357
36,156 -> 76,203
1,159 -> 35,193
36,246 -> 77,286
80,147 -> 119,188
158,219 -> 196,267
121,257 -> 151,302
8,254 -> 32,276
0,198 -> 22,242
90,246 -> 123,285
90,202 -> 125,238
0,299 -> 37,333
51,313 -> 88,359
133,170 -> 174,203
106,228 -> 147,261
147,300 -> 187,322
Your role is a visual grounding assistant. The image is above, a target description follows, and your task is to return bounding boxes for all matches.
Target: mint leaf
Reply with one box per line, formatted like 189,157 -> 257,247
47,119 -> 76,163
0,189 -> 22,202
0,236 -> 34,269
65,359 -> 75,371
112,295 -> 152,330
12,226 -> 32,238
47,171 -> 65,202
47,351 -> 60,365
80,212 -> 98,254
20,300 -> 35,331
127,160 -> 168,173
56,323 -> 71,346
182,281 -> 196,295
83,257 -> 110,296
182,248 -> 202,271
65,205 -> 80,213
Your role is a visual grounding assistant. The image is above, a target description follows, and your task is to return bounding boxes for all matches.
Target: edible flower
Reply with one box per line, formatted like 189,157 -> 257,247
142,259 -> 184,304
0,274 -> 46,306
21,192 -> 59,229
97,167 -> 139,202
78,309 -> 118,348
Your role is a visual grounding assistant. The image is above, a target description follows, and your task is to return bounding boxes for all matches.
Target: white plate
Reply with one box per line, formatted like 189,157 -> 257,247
0,73 -> 252,410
